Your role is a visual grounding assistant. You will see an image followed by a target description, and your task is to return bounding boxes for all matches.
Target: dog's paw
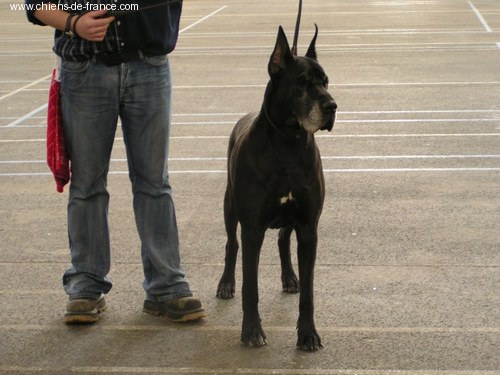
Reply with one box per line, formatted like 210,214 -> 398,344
216,282 -> 235,299
281,274 -> 300,293
241,327 -> 267,348
241,315 -> 267,348
296,330 -> 323,352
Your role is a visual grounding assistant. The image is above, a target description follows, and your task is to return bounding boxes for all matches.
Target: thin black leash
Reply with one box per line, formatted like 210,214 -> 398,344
291,0 -> 302,56
264,0 -> 304,139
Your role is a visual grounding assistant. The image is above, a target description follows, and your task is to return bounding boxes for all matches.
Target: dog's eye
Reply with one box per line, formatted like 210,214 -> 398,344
323,77 -> 329,89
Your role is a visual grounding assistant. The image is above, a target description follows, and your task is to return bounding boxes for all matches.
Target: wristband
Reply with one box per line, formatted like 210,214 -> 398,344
64,13 -> 76,37
72,14 -> 83,38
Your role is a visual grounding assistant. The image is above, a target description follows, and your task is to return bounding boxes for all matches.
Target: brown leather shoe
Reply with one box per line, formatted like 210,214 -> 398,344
64,295 -> 106,324
143,296 -> 206,322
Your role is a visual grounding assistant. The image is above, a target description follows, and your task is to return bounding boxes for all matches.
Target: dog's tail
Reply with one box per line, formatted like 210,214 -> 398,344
291,0 -> 302,56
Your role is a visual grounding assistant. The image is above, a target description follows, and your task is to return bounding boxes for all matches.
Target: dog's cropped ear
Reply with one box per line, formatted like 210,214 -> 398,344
268,26 -> 294,76
305,24 -> 319,61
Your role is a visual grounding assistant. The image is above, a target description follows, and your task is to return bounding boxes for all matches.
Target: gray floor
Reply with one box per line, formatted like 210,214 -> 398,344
0,0 -> 499,374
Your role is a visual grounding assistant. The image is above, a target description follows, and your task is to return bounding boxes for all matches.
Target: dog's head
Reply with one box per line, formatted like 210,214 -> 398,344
266,25 -> 336,134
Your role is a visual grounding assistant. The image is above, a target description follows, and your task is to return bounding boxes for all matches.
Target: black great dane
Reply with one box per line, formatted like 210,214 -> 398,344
216,24 -> 337,351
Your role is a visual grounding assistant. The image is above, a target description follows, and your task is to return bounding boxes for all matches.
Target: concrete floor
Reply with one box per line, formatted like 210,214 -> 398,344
0,0 -> 499,374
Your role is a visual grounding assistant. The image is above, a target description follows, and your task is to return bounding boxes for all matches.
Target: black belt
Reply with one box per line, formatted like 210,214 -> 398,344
94,50 -> 143,66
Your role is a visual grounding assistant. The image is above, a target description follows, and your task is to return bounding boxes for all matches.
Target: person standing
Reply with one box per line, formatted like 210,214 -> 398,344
26,0 -> 206,324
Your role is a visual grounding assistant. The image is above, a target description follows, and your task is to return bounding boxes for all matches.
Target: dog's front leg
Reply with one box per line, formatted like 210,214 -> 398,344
296,226 -> 322,351
278,226 -> 300,293
217,187 -> 239,299
241,225 -> 267,347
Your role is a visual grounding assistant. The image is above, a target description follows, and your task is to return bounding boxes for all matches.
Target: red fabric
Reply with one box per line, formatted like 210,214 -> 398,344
47,68 -> 70,193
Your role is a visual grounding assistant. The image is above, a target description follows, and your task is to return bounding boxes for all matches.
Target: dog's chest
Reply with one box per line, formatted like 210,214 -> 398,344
269,200 -> 298,229
265,175 -> 308,229
280,191 -> 295,205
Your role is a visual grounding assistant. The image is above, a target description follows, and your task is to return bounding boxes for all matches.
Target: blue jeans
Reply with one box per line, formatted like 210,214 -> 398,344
60,55 -> 192,301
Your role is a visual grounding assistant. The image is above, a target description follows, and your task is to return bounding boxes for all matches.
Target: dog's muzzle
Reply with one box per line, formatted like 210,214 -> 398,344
321,100 -> 337,131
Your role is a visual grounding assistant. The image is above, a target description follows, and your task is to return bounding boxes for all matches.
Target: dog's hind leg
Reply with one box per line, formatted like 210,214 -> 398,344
216,187 -> 239,299
278,226 -> 299,293
241,225 -> 267,347
295,225 -> 322,351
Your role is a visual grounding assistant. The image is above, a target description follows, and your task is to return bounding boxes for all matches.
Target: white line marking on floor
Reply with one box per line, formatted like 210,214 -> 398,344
340,109 -> 500,114
2,155 -> 499,164
468,1 -> 493,33
0,365 -> 497,375
172,133 -> 500,139
0,139 -> 46,143
170,118 -> 499,126
173,121 -> 236,125
1,133 -> 500,143
6,117 -> 500,128
4,109 -> 494,119
179,5 -> 228,34
1,168 -> 499,177
5,103 -> 47,128
181,28 -> 488,38
321,155 -> 500,160
323,168 -> 500,173
173,81 -> 500,89
321,133 -> 500,138
0,74 -> 51,102
174,112 -> 247,117
336,118 -> 499,123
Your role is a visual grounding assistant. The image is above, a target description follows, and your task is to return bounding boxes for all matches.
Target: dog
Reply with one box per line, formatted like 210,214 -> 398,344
216,25 -> 336,351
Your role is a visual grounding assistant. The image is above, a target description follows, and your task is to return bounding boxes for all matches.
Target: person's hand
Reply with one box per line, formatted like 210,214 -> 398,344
73,10 -> 115,42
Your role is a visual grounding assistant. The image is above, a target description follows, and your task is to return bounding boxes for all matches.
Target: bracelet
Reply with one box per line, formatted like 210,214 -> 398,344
72,14 -> 83,38
64,13 -> 76,37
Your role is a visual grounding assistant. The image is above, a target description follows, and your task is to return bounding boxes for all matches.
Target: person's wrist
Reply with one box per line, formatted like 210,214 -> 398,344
64,13 -> 76,36
72,14 -> 83,38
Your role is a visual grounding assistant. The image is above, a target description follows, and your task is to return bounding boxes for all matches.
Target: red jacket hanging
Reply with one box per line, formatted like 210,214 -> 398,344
46,67 -> 70,193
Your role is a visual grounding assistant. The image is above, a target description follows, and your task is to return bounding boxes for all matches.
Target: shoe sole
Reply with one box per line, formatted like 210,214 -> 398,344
143,307 -> 207,323
64,301 -> 106,325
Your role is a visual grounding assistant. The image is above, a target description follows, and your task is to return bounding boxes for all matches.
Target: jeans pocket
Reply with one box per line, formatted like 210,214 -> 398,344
61,59 -> 91,74
61,59 -> 94,92
143,54 -> 168,67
